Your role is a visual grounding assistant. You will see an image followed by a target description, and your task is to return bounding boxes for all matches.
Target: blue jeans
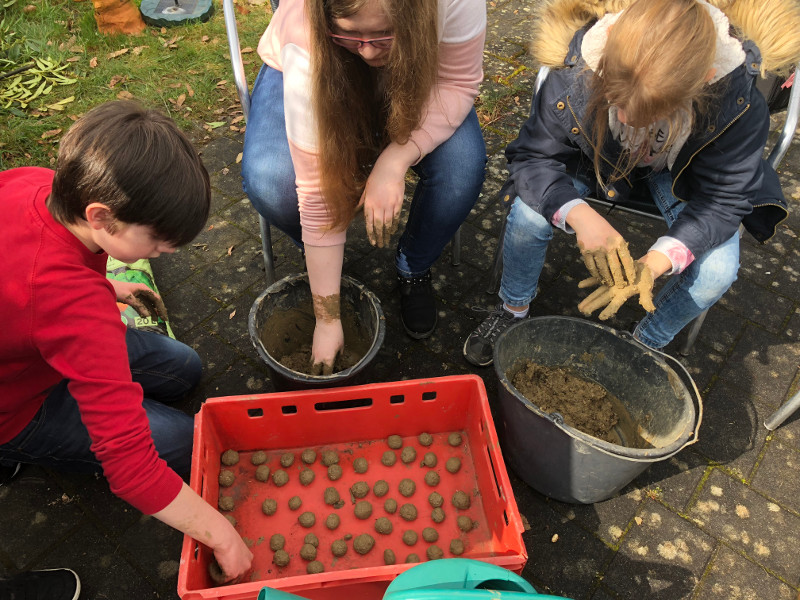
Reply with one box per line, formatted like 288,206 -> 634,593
0,329 -> 200,476
499,171 -> 739,349
241,66 -> 487,277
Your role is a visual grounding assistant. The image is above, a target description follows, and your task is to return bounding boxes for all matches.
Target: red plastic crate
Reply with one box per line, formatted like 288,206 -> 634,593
178,375 -> 527,600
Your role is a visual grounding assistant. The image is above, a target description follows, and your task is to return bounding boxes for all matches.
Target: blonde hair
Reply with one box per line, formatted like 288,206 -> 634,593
306,0 -> 438,231
586,0 -> 716,187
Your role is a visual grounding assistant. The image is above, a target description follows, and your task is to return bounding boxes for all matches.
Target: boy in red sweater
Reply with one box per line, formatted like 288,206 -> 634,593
0,101 -> 252,589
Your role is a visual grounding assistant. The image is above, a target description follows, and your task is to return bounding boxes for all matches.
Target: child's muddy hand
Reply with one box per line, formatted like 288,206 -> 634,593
310,358 -> 335,376
579,236 -> 636,288
578,262 -> 655,320
311,319 -> 344,375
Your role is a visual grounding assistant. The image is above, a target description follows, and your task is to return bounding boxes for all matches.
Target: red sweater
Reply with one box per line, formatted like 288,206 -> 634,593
0,167 -> 183,514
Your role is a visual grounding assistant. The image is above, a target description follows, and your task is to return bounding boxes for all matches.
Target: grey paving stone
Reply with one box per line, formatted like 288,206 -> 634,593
197,135 -> 242,172
632,452 -> 710,514
716,278 -> 794,335
750,439 -> 800,514
695,545 -> 796,600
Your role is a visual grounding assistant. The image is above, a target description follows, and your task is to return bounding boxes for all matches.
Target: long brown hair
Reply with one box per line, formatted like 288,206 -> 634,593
585,0 -> 716,188
306,0 -> 438,230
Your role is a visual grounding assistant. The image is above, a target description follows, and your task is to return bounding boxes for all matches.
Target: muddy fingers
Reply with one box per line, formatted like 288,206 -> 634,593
577,262 -> 656,320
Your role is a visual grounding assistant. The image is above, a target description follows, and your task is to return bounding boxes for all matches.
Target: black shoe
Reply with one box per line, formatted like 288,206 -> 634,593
0,462 -> 21,487
463,304 -> 526,367
0,568 -> 81,600
398,271 -> 437,339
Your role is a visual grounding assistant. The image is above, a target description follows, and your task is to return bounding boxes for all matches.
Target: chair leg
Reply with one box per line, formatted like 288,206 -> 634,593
451,227 -> 462,266
258,214 -> 276,285
486,219 -> 507,295
764,389 -> 800,431
678,308 -> 708,356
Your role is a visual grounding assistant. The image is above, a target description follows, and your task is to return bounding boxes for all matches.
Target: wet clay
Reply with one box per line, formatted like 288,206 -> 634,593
509,360 -> 620,443
327,464 -> 343,480
353,533 -> 375,555
260,301 -> 371,376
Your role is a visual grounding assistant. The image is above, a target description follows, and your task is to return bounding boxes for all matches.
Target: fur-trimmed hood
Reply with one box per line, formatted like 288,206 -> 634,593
531,0 -> 800,75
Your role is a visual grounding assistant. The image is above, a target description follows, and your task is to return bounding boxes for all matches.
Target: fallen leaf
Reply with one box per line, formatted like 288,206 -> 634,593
107,48 -> 129,59
235,3 -> 251,14
186,83 -> 194,97
132,45 -> 149,55
41,129 -> 62,139
231,115 -> 244,124
65,56 -> 80,63
167,82 -> 182,88
117,90 -> 134,100
205,121 -> 225,129
229,309 -> 236,319
89,56 -> 98,68
227,245 -> 235,256
241,47 -> 254,54
216,80 -> 228,87
235,152 -> 243,163
176,93 -> 186,107
551,534 -> 559,543
201,35 -> 210,43
207,225 -> 214,230
108,75 -> 126,88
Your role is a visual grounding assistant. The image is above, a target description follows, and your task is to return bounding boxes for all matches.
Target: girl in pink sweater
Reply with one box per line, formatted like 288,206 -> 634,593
242,0 -> 487,373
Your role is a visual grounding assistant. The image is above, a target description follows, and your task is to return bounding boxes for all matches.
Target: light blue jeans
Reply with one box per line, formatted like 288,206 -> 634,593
499,171 -> 739,349
241,66 -> 487,277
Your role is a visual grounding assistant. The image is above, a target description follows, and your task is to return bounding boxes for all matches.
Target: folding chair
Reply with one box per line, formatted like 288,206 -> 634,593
487,64 -> 800,357
222,0 -> 462,286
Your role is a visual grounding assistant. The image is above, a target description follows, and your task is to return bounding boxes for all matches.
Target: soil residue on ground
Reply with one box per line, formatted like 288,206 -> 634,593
508,360 -> 621,443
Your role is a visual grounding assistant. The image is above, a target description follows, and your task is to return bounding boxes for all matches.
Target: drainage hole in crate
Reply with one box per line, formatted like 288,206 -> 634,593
390,394 -> 404,404
422,391 -> 437,401
487,448 -> 503,499
247,408 -> 264,418
504,509 -> 509,526
315,397 -> 372,411
281,405 -> 298,414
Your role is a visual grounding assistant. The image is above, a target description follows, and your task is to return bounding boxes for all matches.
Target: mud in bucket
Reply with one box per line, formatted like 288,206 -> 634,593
249,273 -> 385,391
493,316 -> 702,504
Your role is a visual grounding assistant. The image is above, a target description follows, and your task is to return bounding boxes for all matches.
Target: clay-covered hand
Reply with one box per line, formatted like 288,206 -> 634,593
110,279 -> 168,320
578,236 -> 637,289
577,261 -> 656,320
361,158 -> 406,249
310,292 -> 344,375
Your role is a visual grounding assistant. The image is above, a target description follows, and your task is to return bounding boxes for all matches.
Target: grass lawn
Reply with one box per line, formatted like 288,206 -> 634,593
0,0 -> 272,170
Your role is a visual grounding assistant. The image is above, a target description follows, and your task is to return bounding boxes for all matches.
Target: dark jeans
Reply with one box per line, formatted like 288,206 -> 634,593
0,329 -> 201,476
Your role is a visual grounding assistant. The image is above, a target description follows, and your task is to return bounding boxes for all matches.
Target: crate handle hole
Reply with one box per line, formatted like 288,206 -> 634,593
281,405 -> 298,414
315,397 -> 372,411
504,509 -> 509,526
390,395 -> 405,404
422,391 -> 437,401
247,408 -> 264,418
487,447 -> 503,500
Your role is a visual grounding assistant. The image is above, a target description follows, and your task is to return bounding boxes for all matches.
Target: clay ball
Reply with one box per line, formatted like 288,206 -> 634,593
299,511 -> 316,528
381,451 -> 397,467
422,527 -> 439,543
307,561 -> 324,574
251,450 -> 267,465
208,561 -> 227,584
387,435 -> 403,449
432,507 -> 446,523
220,449 -> 239,466
405,553 -> 420,563
321,450 -> 339,466
374,516 -> 393,535
445,457 -> 462,474
273,549 -> 290,567
269,533 -> 285,551
429,491 -> 444,508
301,449 -> 317,464
324,487 -> 341,506
398,478 -> 416,497
327,464 -> 343,481
304,533 -> 319,547
280,452 -> 295,467
399,503 -> 418,521
353,457 -> 369,474
400,447 -> 417,464
351,481 -> 369,499
384,549 -> 396,565
224,514 -> 237,527
373,480 -> 389,497
418,432 -> 434,446
448,432 -> 462,446
288,495 -> 302,511
427,545 -> 444,560
299,468 -> 315,486
354,500 -> 373,519
331,539 -> 348,557
300,543 -> 317,560
384,498 -> 398,514
452,490 -> 471,510
424,471 -> 440,487
344,533 -> 353,541
326,513 -> 340,530
402,530 -> 418,546
218,470 -> 235,488
421,452 -> 437,468
262,498 -> 278,515
218,496 -> 234,511
450,539 -> 465,555
272,469 -> 289,487
457,515 -> 473,532
255,465 -> 270,482
353,533 -> 375,555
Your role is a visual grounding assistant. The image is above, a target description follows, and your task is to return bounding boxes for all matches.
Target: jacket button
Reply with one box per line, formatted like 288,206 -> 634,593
707,124 -> 716,133
736,97 -> 744,105
751,62 -> 759,70
570,54 -> 578,63
571,127 -> 579,134
556,101 -> 565,110
607,190 -> 616,198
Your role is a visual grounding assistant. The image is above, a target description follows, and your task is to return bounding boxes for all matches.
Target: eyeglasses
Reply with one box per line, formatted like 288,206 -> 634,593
327,32 -> 394,50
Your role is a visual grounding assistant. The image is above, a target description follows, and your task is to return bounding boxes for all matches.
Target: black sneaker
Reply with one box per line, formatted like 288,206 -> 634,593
463,304 -> 525,367
0,568 -> 81,600
0,462 -> 21,487
398,271 -> 437,339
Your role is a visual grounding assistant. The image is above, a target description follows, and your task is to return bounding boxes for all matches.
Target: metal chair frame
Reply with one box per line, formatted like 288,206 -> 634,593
222,0 -> 461,286
488,64 -> 800,357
